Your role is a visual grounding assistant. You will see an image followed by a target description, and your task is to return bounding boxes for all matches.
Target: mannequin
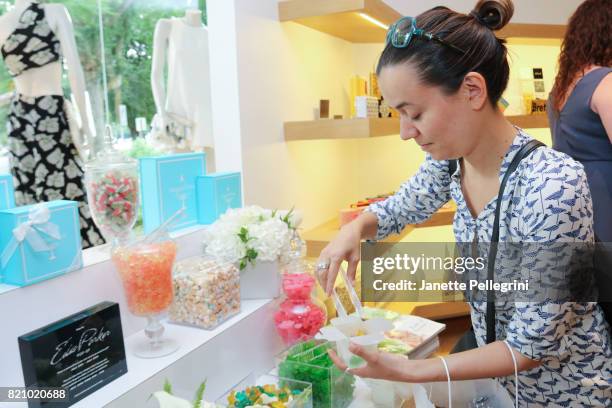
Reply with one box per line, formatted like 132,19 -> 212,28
150,7 -> 214,170
0,0 -> 93,148
0,0 -> 104,248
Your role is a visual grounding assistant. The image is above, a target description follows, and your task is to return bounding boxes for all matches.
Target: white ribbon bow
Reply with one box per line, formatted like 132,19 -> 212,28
1,204 -> 62,268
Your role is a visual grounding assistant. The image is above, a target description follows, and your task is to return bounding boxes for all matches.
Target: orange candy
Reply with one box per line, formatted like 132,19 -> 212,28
112,241 -> 178,316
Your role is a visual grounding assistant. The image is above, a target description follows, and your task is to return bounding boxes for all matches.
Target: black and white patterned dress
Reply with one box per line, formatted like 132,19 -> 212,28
1,2 -> 104,248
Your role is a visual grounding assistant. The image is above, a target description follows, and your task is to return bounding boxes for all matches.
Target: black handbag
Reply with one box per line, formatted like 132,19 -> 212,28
450,139 -> 545,352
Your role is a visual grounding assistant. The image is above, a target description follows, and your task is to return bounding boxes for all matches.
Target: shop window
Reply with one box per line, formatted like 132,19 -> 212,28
0,0 -> 207,156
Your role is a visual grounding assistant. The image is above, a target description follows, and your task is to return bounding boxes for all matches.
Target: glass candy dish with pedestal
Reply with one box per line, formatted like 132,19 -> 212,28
111,225 -> 179,358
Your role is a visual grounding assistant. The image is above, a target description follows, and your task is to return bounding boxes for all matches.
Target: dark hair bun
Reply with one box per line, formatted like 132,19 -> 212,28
473,0 -> 514,30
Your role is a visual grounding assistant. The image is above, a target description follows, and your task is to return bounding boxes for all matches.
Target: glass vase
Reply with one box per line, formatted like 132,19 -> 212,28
274,264 -> 327,346
111,231 -> 179,358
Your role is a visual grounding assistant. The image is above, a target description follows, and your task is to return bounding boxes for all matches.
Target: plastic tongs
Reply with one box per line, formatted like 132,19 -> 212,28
328,264 -> 365,319
143,207 -> 186,244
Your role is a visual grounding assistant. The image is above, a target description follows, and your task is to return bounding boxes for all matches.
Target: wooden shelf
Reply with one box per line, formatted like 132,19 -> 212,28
285,115 -> 548,141
508,114 -> 549,129
304,203 -> 456,257
278,0 -> 401,43
498,23 -> 566,40
304,217 -> 412,258
284,117 -> 399,141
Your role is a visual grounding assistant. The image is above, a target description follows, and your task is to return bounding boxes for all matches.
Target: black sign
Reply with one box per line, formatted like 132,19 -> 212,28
532,68 -> 544,79
18,302 -> 128,407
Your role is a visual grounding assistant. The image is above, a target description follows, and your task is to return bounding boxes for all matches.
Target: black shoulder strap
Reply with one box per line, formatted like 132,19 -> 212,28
448,159 -> 458,177
485,139 -> 545,343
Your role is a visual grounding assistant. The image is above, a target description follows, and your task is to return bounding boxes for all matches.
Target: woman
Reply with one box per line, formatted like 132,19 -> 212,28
548,0 -> 611,243
318,1 -> 611,406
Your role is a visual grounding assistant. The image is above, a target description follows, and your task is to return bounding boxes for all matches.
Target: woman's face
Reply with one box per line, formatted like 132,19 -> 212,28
378,62 -> 480,161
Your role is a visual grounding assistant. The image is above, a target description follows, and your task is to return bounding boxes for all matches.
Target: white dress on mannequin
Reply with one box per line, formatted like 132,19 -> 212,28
151,12 -> 213,152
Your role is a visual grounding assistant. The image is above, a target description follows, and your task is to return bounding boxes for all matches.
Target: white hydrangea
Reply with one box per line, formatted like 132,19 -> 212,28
202,205 -> 296,269
248,217 -> 292,262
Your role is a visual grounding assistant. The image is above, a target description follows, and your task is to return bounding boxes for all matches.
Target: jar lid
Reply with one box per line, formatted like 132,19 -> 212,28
85,125 -> 136,172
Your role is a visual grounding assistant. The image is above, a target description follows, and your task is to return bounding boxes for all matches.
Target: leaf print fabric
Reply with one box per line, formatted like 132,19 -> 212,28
8,94 -> 104,249
0,2 -> 61,77
367,130 -> 612,407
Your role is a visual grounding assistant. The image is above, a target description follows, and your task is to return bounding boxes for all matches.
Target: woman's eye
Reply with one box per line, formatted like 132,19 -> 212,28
411,113 -> 422,121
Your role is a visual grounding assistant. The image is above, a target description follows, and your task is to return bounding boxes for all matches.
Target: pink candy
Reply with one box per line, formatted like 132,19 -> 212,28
274,273 -> 326,345
86,170 -> 139,239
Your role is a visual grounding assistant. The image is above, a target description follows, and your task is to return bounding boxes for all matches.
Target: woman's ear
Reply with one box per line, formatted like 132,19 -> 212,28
462,72 -> 489,110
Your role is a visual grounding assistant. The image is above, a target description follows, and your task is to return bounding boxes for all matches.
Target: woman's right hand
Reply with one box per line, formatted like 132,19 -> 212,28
317,221 -> 363,296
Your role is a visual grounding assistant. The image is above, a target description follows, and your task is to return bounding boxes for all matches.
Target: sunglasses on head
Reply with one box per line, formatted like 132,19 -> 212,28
386,16 -> 466,54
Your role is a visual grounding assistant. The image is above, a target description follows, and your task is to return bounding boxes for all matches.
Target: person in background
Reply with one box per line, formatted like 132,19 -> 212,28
548,0 -> 612,242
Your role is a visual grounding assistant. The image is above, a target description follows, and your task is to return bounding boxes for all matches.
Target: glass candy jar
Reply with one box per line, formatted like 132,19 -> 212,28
111,230 -> 179,358
274,262 -> 327,345
85,126 -> 139,245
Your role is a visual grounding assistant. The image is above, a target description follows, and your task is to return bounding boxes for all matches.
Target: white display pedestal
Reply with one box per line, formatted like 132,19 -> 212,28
240,261 -> 281,300
0,226 -> 285,407
78,299 -> 284,407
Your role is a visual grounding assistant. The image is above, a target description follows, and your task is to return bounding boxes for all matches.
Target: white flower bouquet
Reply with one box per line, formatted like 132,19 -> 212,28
202,206 -> 302,270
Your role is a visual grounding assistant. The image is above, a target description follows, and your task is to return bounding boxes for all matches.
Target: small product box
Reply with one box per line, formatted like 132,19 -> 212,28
0,173 -> 16,210
0,200 -> 83,286
139,152 -> 206,233
168,256 -> 241,330
354,96 -> 379,118
196,172 -> 242,225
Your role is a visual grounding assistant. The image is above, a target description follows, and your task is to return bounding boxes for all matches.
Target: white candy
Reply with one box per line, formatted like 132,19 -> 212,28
169,257 -> 240,329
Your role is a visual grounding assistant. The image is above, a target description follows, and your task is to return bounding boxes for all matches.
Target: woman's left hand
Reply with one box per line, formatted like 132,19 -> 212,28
327,342 -> 412,382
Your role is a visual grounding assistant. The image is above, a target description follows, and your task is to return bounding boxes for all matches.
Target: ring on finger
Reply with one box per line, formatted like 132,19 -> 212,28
316,260 -> 331,271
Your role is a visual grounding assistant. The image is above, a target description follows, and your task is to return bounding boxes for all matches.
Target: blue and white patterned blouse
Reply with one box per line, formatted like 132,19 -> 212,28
368,130 -> 612,407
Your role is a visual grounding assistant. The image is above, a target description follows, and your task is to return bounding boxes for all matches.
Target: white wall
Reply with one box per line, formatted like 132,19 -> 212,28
220,0 -> 423,230
208,0 -> 243,174
208,1 -> 574,231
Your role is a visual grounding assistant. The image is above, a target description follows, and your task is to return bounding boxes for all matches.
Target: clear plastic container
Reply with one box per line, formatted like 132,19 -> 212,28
277,340 -> 355,408
169,256 -> 240,330
216,373 -> 313,408
84,126 -> 139,244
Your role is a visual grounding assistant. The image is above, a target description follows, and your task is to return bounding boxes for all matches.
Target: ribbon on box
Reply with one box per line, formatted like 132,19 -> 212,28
1,204 -> 62,268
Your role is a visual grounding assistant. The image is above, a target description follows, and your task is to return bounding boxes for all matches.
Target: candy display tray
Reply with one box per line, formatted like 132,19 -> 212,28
277,340 -> 355,408
215,373 -> 313,408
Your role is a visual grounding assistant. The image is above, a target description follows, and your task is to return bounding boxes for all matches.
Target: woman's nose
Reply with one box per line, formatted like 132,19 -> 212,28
400,118 -> 419,141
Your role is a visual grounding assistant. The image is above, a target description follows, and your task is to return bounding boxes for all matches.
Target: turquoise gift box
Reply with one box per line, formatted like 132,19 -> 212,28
0,174 -> 16,210
140,153 -> 206,233
0,200 -> 83,286
196,172 -> 242,224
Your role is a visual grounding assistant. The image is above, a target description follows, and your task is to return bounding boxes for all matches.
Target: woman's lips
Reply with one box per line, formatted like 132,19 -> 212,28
419,143 -> 433,151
